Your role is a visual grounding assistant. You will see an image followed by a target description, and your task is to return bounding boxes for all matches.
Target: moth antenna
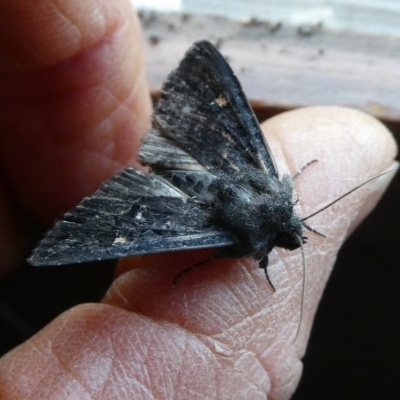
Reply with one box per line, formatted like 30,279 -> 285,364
302,169 -> 393,222
293,233 -> 306,342
295,169 -> 393,339
302,221 -> 326,238
293,159 -> 318,180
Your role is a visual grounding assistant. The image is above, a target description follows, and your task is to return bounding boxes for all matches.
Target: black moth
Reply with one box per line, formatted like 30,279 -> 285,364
29,40 -> 307,287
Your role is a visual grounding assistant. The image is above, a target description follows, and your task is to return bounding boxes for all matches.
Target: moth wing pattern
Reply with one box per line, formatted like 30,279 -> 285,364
139,40 -> 279,178
29,168 -> 237,266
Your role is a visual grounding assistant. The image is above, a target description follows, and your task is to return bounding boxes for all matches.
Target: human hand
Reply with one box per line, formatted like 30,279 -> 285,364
0,1 -> 396,399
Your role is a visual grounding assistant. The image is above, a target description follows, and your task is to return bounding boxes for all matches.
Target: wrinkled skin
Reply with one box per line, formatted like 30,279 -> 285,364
0,1 -> 397,399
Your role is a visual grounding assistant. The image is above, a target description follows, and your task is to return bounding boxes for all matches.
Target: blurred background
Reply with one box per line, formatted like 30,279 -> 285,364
1,1 -> 400,399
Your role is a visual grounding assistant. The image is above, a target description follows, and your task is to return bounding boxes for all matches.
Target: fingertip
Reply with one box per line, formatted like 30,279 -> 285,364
260,106 -> 398,347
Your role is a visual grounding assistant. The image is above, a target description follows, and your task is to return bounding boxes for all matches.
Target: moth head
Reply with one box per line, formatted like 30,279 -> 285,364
273,213 -> 304,251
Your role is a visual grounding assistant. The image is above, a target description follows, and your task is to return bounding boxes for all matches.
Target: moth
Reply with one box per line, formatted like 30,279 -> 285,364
28,40 -> 372,290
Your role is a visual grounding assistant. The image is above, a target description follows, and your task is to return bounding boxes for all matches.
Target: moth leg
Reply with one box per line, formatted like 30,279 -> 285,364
293,159 -> 318,180
259,257 -> 276,292
302,221 -> 326,238
172,256 -> 214,287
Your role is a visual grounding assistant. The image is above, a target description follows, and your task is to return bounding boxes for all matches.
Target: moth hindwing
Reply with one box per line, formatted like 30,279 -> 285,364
29,40 -> 305,281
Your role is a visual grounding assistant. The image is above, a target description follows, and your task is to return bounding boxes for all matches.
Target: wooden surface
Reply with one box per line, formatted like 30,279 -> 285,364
140,12 -> 400,123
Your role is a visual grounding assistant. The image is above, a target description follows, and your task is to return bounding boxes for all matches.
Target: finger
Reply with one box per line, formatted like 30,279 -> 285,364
0,0 -> 151,273
262,106 -> 397,348
0,0 -> 151,223
1,106 -> 395,399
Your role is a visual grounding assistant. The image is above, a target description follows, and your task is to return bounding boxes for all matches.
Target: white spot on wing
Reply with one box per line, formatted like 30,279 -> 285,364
113,237 -> 127,244
135,212 -> 143,220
